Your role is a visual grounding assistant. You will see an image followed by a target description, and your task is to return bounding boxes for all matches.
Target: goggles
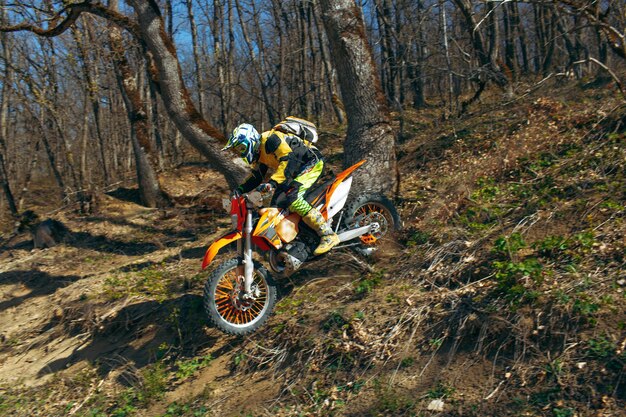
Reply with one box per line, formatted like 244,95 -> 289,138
232,142 -> 248,155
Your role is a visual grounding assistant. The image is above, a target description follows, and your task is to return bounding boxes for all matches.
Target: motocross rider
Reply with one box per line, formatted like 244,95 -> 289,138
223,123 -> 340,256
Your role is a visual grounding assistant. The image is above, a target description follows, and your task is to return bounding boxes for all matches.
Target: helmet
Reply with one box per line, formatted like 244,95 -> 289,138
223,123 -> 260,165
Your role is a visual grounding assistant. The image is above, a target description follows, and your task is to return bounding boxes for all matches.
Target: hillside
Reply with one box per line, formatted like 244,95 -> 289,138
0,81 -> 624,416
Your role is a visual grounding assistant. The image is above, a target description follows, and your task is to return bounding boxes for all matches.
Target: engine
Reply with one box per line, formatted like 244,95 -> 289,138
269,240 -> 312,275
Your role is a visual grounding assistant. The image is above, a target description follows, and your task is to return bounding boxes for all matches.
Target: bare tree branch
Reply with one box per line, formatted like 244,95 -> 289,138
0,1 -> 140,39
558,0 -> 626,59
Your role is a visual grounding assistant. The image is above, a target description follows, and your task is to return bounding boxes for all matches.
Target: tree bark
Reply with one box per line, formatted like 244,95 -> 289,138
184,0 -> 205,117
511,2 -> 529,75
0,6 -> 18,217
234,0 -> 277,125
312,1 -> 345,124
319,0 -> 397,195
440,0 -> 455,114
17,138 -> 40,212
147,75 -> 165,170
75,20 -> 110,186
408,0 -> 426,109
502,2 -> 518,81
109,0 -> 168,208
374,0 -> 396,104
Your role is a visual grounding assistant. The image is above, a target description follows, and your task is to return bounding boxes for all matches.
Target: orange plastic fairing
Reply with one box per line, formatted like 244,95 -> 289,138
202,231 -> 242,269
253,208 -> 283,249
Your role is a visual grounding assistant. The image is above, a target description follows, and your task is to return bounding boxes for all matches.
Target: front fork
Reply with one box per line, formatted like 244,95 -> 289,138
237,209 -> 254,296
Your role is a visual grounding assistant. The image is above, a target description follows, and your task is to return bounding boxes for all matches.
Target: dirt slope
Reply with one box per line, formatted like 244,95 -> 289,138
0,82 -> 624,417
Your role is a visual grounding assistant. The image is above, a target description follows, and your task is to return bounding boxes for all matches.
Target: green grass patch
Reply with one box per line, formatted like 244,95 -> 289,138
354,271 -> 383,296
104,263 -> 176,302
174,355 -> 213,380
427,381 -> 456,399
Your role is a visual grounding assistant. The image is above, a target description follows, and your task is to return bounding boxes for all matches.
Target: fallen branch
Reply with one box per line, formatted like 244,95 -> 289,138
484,379 -> 505,400
573,58 -> 625,99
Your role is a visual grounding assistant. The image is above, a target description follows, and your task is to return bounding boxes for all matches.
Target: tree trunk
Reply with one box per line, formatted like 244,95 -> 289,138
374,0 -> 396,104
554,9 -> 580,75
440,0 -> 455,114
319,0 -> 397,195
297,1 -> 310,117
269,0 -> 287,118
32,109 -> 67,201
109,0 -> 168,208
147,75 -> 165,170
184,0 -> 205,117
0,7 -> 18,217
79,21 -> 110,186
312,1 -> 345,124
234,0 -> 277,125
502,2 -> 518,81
164,0 -> 174,40
409,0 -> 426,109
511,2 -> 530,75
17,138 -> 40,211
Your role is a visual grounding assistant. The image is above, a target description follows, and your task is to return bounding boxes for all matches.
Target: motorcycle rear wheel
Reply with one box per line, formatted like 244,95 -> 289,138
203,258 -> 276,335
342,193 -> 401,252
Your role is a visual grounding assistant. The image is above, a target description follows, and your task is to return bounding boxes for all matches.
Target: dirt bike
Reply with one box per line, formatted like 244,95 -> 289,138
201,160 -> 401,335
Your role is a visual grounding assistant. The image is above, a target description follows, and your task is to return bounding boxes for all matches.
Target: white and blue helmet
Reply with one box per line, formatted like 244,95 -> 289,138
223,123 -> 261,165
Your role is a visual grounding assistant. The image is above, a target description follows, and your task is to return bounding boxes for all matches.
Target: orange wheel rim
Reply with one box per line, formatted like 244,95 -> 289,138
214,269 -> 268,326
355,204 -> 389,244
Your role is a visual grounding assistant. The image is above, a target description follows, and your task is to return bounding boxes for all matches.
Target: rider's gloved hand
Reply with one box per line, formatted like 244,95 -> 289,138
256,183 -> 275,194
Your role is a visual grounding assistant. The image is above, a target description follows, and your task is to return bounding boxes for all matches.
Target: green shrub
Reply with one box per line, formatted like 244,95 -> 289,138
354,272 -> 383,295
406,229 -> 430,246
137,362 -> 168,404
493,233 -> 527,257
587,336 -> 616,360
472,178 -> 501,202
553,407 -> 574,417
427,382 -> 455,399
321,310 -> 348,332
175,355 -> 213,380
534,236 -> 569,257
492,233 -> 544,304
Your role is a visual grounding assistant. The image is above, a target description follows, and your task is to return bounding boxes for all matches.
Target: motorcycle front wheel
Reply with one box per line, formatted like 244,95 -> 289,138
203,258 -> 277,335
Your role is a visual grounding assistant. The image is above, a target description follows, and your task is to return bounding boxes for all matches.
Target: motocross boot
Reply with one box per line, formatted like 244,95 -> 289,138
302,208 -> 340,255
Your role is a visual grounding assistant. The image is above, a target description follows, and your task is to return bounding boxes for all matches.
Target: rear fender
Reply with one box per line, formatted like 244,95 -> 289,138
202,231 -> 242,269
319,159 -> 366,218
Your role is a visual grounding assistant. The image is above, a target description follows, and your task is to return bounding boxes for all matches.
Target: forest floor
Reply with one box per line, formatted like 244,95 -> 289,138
0,79 -> 624,417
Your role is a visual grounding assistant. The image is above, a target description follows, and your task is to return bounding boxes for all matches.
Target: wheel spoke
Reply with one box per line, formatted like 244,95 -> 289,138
214,272 -> 266,325
215,289 -> 230,298
351,202 -> 395,245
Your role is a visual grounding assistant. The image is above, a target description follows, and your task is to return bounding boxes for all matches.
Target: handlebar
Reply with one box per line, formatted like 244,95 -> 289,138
223,190 -> 266,213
